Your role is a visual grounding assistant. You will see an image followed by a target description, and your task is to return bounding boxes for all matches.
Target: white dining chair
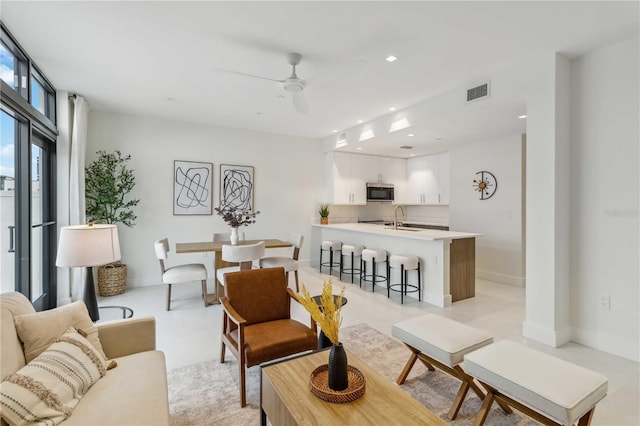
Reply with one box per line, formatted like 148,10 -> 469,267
216,241 -> 265,288
259,234 -> 304,291
154,237 -> 209,311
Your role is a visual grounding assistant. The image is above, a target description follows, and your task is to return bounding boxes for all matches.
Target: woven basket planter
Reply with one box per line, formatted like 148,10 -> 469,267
98,262 -> 127,296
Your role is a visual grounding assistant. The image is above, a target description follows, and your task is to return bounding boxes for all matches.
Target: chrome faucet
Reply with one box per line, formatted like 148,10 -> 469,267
394,205 -> 405,230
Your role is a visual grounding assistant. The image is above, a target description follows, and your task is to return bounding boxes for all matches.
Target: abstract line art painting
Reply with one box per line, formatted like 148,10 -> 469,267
174,160 -> 213,215
220,164 -> 254,212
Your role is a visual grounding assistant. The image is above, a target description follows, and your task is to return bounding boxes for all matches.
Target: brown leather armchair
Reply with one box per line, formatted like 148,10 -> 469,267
220,267 -> 317,407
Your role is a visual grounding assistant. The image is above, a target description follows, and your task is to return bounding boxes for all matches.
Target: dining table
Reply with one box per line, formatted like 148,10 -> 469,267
175,239 -> 292,305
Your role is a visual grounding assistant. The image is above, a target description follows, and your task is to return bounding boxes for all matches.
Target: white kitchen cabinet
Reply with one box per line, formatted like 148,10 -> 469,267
379,157 -> 407,204
406,152 -> 449,205
327,152 -> 407,205
437,152 -> 450,204
325,152 -> 367,205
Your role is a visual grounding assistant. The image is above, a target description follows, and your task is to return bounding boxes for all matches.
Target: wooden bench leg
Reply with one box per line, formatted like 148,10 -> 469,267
448,378 -> 470,420
477,381 -> 562,426
397,352 -> 419,385
578,408 -> 595,426
473,388 -> 495,426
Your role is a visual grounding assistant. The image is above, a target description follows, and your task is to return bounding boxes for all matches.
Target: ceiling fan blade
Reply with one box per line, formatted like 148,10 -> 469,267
214,68 -> 284,83
292,91 -> 309,114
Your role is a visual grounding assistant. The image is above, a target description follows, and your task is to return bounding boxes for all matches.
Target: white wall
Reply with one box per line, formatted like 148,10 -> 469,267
569,36 -> 639,361
449,134 -> 525,286
86,111 -> 324,287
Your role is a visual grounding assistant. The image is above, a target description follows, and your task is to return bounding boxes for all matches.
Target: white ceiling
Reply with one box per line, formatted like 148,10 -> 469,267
1,1 -> 638,157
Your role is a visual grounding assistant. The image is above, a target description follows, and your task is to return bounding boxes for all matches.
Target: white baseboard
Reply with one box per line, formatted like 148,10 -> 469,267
477,269 -> 525,287
522,321 -> 571,347
423,292 -> 452,308
571,326 -> 639,362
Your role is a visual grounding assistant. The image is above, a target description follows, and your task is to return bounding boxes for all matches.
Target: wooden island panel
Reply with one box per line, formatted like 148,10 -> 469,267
450,237 -> 476,302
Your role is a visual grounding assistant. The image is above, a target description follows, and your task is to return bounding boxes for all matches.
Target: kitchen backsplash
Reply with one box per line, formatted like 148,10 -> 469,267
327,204 -> 449,225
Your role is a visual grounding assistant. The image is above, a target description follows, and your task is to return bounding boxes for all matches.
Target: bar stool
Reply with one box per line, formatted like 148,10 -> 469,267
319,240 -> 342,276
340,244 -> 363,283
360,248 -> 388,292
388,254 -> 421,304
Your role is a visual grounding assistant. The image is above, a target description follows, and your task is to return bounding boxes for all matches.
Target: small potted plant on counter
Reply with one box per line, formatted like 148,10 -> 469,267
319,202 -> 330,225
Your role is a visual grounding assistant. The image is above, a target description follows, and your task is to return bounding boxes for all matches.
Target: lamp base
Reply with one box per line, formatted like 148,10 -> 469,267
84,266 -> 100,322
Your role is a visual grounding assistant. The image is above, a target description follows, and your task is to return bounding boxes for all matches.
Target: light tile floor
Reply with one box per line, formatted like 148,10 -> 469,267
98,265 -> 639,425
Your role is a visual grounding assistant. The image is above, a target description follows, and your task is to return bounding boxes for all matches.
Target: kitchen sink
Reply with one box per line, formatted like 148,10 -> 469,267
383,226 -> 422,232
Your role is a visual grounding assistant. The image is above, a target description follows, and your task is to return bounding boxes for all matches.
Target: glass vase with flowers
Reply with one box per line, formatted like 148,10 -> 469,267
214,206 -> 260,245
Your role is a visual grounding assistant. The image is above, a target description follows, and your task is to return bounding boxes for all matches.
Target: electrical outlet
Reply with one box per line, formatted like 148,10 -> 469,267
599,295 -> 610,310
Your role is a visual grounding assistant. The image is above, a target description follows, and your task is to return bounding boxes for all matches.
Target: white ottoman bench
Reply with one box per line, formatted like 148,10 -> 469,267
392,314 -> 511,420
464,340 -> 609,426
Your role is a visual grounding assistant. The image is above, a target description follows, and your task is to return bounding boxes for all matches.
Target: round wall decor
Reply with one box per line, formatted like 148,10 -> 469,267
473,171 -> 497,200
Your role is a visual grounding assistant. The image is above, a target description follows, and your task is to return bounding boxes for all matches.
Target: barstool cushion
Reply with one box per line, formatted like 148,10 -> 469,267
342,244 -> 364,255
389,255 -> 419,270
362,248 -> 387,262
321,240 -> 342,251
392,314 -> 493,367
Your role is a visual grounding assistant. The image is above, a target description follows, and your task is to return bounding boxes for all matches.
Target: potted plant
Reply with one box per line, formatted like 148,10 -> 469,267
85,150 -> 140,296
319,202 -> 330,225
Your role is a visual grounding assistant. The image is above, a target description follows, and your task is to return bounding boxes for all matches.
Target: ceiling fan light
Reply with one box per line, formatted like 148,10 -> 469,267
283,80 -> 304,92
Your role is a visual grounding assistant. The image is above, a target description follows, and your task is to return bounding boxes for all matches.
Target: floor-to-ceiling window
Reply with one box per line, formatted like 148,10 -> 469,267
1,23 -> 57,310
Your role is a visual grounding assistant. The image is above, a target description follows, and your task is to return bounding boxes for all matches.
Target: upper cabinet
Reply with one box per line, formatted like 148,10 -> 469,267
325,152 -> 367,205
326,151 -> 447,206
326,153 -> 407,205
406,152 -> 449,205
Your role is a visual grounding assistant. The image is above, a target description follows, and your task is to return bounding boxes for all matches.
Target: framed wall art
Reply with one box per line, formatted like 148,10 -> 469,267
219,164 -> 254,211
173,160 -> 213,215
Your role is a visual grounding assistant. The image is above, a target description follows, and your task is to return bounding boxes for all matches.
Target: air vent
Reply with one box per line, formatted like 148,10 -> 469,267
466,80 -> 491,103
400,146 -> 414,149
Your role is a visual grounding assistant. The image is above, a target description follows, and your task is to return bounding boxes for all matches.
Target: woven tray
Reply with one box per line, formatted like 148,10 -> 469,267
309,364 -> 366,403
98,263 -> 127,296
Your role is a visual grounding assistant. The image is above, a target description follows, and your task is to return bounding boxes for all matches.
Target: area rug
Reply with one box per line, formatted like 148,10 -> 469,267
168,323 -> 534,425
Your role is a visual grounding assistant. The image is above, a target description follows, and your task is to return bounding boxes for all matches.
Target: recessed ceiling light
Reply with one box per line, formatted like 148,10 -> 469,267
518,114 -> 528,119
356,147 -> 363,150
166,97 -> 175,102
357,120 -> 363,124
385,55 -> 398,62
359,129 -> 375,142
256,112 -> 262,115
408,133 -> 415,137
389,117 -> 410,133
436,138 -> 443,141
332,129 -> 338,133
410,154 -> 416,157
388,107 -> 397,111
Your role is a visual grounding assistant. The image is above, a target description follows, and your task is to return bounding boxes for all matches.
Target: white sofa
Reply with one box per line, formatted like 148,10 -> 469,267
1,292 -> 169,425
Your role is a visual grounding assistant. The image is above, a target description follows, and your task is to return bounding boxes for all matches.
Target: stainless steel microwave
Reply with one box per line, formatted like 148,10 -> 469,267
366,183 -> 394,202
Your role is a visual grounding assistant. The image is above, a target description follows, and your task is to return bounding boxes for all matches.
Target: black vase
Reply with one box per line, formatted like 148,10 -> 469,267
328,343 -> 349,391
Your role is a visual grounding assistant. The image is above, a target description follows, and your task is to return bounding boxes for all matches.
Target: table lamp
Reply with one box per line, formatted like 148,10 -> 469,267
56,223 -> 121,322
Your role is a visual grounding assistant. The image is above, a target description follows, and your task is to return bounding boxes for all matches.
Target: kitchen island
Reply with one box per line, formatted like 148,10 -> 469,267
310,223 -> 481,307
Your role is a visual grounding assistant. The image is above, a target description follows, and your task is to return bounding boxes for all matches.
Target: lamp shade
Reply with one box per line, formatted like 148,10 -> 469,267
56,224 -> 121,267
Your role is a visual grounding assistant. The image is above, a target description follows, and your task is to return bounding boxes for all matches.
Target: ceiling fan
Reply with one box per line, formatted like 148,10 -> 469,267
220,52 -> 310,114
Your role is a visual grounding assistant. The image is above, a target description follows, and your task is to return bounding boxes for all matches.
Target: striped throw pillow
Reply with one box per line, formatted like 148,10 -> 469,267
0,327 -> 111,426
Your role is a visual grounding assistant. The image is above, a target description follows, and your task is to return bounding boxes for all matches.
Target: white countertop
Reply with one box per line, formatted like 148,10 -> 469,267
312,223 -> 480,241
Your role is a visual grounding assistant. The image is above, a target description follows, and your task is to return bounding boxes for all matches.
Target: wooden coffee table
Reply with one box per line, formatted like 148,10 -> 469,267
260,348 -> 446,425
